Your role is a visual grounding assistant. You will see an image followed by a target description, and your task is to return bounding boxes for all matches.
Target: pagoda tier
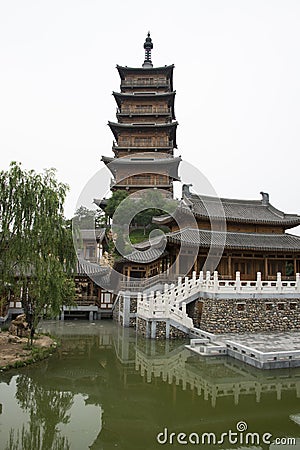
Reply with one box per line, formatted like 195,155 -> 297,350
117,65 -> 174,93
108,121 -> 178,148
113,91 -> 176,120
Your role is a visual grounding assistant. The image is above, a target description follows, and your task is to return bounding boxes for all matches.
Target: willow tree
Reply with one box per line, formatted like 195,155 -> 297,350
0,162 -> 76,342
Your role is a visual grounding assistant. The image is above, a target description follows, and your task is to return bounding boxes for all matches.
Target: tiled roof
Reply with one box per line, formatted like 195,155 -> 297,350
76,258 -> 109,276
78,228 -> 106,242
185,194 -> 300,227
116,64 -> 174,79
124,246 -> 166,264
167,228 -> 300,252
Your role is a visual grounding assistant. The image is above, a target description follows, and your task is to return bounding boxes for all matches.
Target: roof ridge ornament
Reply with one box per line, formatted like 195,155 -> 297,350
142,31 -> 153,68
260,191 -> 269,205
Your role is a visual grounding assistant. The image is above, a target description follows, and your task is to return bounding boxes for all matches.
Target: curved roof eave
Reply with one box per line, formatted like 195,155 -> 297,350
116,64 -> 174,80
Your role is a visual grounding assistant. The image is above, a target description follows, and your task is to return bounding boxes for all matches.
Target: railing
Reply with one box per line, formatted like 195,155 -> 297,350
117,107 -> 171,115
135,271 -> 300,332
75,296 -> 98,306
137,292 -> 193,329
112,177 -> 171,187
121,79 -> 170,87
120,273 -> 174,291
161,271 -> 300,307
113,140 -> 173,149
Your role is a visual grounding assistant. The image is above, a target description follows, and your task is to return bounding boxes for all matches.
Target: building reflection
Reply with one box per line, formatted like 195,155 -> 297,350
1,322 -> 300,449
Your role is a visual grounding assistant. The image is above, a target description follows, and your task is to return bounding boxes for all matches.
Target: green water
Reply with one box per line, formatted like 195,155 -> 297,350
0,321 -> 300,450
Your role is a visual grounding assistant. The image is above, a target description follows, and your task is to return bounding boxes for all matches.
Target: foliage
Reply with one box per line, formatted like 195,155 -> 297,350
129,225 -> 170,244
105,190 -> 129,218
73,205 -> 104,229
0,162 -> 76,343
111,190 -> 178,255
134,190 -> 177,231
5,374 -> 73,450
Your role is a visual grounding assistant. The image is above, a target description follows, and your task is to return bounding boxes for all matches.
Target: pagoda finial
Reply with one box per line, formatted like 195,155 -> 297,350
142,31 -> 153,68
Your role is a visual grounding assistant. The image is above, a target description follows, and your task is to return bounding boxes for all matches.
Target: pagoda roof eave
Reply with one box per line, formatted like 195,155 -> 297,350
102,155 -> 181,166
108,121 -> 178,146
112,91 -> 176,109
116,64 -> 174,80
102,155 -> 181,179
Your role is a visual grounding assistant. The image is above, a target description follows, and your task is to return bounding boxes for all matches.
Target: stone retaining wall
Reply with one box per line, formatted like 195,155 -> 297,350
137,318 -> 147,337
136,318 -> 189,339
194,297 -> 300,334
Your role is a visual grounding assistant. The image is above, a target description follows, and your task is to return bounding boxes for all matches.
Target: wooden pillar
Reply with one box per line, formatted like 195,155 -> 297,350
194,256 -> 199,274
228,255 -> 232,279
264,257 -> 268,280
175,250 -> 180,275
294,257 -> 297,277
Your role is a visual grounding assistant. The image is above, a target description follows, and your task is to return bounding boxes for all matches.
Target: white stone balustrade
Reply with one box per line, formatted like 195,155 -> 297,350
136,271 -> 300,331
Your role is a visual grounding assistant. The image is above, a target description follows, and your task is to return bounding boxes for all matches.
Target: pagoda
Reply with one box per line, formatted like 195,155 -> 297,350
101,33 -> 181,196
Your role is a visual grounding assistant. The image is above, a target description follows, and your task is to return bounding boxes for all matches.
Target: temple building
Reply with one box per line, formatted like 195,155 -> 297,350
106,35 -> 300,283
100,32 -> 180,196
97,33 -> 300,283
120,185 -> 300,281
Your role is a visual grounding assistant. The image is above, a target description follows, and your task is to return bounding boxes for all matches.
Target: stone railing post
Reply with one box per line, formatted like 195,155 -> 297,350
296,273 -> 300,293
206,271 -> 211,284
164,283 -> 168,293
178,276 -> 182,286
256,272 -> 262,290
213,271 -> 218,292
199,271 -> 204,283
276,272 -> 282,292
192,271 -> 196,281
236,271 -> 241,292
182,302 -> 186,315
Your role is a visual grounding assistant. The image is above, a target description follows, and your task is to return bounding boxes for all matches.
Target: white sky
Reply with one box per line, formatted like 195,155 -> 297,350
0,0 -> 299,234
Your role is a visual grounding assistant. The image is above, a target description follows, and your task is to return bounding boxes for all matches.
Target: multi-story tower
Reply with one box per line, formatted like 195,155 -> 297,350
101,33 -> 181,196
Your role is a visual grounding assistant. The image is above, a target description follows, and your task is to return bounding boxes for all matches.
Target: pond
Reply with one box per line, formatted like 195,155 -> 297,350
0,321 -> 299,449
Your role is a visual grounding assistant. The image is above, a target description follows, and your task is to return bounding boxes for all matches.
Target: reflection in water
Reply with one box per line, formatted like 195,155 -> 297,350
0,321 -> 299,449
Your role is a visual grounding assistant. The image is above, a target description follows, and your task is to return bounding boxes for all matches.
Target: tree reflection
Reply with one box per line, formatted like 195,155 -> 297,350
5,374 -> 73,450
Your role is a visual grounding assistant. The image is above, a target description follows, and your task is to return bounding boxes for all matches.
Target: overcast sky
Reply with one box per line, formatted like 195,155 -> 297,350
1,0 -> 299,233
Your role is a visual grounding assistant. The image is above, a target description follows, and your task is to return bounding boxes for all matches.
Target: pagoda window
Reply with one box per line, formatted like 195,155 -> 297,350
135,105 -> 153,113
137,77 -> 154,85
134,137 -> 152,146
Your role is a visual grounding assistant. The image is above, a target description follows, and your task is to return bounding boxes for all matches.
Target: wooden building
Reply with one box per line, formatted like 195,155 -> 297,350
121,186 -> 300,281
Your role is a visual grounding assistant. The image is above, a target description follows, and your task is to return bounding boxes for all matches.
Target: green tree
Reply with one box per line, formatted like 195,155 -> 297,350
105,190 -> 129,218
73,206 -> 104,229
111,190 -> 178,253
6,374 -> 73,450
0,162 -> 76,343
134,190 -> 175,233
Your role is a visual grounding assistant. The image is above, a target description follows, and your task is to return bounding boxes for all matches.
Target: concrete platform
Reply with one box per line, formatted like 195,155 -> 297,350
187,331 -> 300,369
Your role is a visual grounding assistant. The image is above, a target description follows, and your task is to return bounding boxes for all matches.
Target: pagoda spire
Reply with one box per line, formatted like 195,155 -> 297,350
142,32 -> 153,68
